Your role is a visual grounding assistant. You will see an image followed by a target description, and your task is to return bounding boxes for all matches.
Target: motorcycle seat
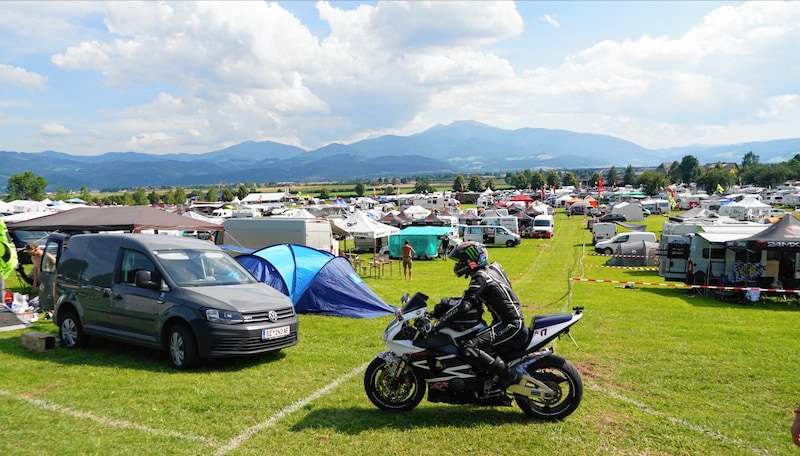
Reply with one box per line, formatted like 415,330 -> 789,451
531,313 -> 573,330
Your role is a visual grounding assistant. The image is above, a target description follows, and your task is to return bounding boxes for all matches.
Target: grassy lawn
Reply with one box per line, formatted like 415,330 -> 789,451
2,211 -> 799,455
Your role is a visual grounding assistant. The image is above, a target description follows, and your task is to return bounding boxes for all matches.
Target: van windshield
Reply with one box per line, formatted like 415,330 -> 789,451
155,249 -> 257,286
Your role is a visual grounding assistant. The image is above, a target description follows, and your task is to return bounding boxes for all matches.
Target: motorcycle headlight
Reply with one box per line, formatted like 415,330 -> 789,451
204,308 -> 244,324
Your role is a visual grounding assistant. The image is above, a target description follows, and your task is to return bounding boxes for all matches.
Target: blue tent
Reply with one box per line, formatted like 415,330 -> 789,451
235,244 -> 396,318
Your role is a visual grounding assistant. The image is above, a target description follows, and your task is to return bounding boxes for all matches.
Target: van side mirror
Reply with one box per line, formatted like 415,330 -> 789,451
135,270 -> 161,291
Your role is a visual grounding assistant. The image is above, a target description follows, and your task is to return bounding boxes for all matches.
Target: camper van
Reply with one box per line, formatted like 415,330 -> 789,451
591,222 -> 617,245
594,232 -> 657,255
530,215 -> 555,238
479,216 -> 519,235
461,225 -> 521,247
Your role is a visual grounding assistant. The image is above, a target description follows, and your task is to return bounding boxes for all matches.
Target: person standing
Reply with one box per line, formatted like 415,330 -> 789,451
440,236 -> 450,260
401,240 -> 416,280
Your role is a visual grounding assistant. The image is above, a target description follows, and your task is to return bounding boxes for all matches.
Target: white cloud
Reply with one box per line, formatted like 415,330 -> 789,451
40,123 -> 71,136
1,1 -> 799,155
0,64 -> 47,90
541,14 -> 559,29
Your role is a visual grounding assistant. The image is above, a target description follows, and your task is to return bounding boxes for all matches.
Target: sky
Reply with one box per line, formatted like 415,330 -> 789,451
1,1 -> 799,156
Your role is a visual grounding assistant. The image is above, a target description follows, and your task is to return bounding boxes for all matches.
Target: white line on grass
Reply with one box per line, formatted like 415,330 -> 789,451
0,389 -> 218,447
586,382 -> 772,455
214,361 -> 370,455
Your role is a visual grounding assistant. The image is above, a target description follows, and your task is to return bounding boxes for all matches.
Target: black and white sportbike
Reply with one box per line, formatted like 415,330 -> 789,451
364,292 -> 584,420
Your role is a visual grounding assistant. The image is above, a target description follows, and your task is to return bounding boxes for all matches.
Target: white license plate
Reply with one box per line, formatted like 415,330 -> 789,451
262,326 -> 290,340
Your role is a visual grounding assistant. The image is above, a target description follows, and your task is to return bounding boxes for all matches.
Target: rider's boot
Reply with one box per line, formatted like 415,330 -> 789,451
489,357 -> 521,391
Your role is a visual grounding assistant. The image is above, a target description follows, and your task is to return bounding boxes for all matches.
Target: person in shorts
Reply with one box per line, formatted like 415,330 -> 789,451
401,240 -> 416,280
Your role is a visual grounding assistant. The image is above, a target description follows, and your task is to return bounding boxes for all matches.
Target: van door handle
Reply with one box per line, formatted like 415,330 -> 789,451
156,298 -> 165,305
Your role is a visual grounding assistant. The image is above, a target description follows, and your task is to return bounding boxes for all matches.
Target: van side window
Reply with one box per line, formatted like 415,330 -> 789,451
78,237 -> 119,288
616,235 -> 629,243
119,249 -> 156,285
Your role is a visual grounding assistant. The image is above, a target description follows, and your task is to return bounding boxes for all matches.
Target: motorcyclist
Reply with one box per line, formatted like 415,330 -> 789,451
427,241 -> 526,392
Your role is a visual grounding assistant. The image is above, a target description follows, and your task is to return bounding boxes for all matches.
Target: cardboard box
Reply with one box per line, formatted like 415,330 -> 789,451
21,332 -> 56,353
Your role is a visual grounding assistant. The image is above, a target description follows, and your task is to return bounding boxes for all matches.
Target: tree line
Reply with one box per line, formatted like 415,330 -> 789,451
6,151 -> 800,204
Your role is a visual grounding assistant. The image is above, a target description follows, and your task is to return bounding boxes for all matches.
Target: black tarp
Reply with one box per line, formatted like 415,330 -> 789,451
726,214 -> 800,251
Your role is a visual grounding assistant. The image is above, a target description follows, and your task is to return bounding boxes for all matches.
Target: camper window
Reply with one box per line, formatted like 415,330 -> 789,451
702,248 -> 726,260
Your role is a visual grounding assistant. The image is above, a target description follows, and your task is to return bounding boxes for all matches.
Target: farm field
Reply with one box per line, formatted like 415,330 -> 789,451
1,210 -> 798,455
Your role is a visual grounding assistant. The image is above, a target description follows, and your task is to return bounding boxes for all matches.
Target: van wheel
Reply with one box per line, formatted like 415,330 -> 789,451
59,310 -> 89,348
603,248 -> 613,255
506,240 -> 516,247
168,324 -> 200,370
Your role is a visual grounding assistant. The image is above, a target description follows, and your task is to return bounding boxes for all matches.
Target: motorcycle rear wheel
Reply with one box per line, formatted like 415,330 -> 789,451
515,355 -> 583,420
364,357 -> 426,412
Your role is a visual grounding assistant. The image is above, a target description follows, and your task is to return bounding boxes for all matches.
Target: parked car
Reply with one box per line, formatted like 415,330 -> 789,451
598,213 -> 627,223
40,233 -> 299,369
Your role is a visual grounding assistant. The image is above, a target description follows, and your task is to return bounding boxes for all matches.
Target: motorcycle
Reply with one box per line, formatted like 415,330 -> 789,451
364,292 -> 584,420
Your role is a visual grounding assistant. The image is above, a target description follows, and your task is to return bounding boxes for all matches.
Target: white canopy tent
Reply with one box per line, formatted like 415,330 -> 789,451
333,209 -> 400,252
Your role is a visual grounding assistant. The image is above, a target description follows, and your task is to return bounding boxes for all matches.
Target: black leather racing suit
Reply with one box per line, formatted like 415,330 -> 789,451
433,262 -> 526,372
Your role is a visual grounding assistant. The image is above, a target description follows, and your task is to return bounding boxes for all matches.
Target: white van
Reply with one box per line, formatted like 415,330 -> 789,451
591,222 -> 617,245
531,215 -> 555,238
594,232 -> 657,254
479,216 -> 519,234
462,225 -> 521,247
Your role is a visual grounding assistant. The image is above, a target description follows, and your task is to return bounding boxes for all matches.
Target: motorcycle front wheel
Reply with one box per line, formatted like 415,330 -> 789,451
364,357 -> 426,412
515,355 -> 583,420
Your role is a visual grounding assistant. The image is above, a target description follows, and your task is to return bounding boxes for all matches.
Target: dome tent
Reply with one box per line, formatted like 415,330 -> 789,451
235,244 -> 395,318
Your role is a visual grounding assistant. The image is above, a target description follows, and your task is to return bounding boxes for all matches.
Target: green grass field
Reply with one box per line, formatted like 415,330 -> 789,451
2,210 -> 799,455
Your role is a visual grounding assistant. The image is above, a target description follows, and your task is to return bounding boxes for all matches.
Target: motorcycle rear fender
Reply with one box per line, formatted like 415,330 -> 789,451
525,312 -> 583,352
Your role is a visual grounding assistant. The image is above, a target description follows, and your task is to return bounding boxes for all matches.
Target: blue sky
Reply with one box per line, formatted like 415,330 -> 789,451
0,1 -> 798,156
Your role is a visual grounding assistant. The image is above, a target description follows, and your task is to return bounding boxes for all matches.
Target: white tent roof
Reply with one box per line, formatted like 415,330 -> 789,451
335,209 -> 400,238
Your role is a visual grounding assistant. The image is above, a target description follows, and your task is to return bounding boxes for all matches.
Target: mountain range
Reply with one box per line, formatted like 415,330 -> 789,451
2,120 -> 800,192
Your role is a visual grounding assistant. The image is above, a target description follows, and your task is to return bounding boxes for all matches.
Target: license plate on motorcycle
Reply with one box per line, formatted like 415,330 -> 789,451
262,326 -> 290,340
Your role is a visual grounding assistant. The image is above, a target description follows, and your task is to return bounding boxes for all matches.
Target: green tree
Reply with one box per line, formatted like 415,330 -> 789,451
467,175 -> 483,192
54,186 -> 70,201
452,174 -> 466,192
174,187 -> 187,205
319,188 -> 330,199
79,186 -> 93,203
355,182 -> 365,196
605,166 -> 618,187
676,155 -> 701,184
622,165 -> 636,186
741,151 -> 759,171
562,172 -> 579,188
546,171 -> 560,189
414,180 -> 434,193
590,172 -> 602,187
634,170 -> 668,196
530,171 -> 546,190
133,187 -> 149,205
235,184 -> 248,200
7,171 -> 47,200
206,188 -> 217,202
485,178 -> 496,191
221,188 -> 234,202
148,190 -> 160,205
697,164 -> 732,194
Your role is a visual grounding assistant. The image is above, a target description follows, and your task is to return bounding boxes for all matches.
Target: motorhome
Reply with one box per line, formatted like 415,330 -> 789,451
479,216 -> 519,234
460,225 -> 521,247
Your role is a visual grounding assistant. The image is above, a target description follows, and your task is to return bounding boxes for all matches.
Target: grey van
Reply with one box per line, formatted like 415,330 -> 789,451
40,233 -> 298,369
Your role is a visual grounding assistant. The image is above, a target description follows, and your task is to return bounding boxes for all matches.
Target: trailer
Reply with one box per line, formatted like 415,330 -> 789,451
222,218 -> 338,254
